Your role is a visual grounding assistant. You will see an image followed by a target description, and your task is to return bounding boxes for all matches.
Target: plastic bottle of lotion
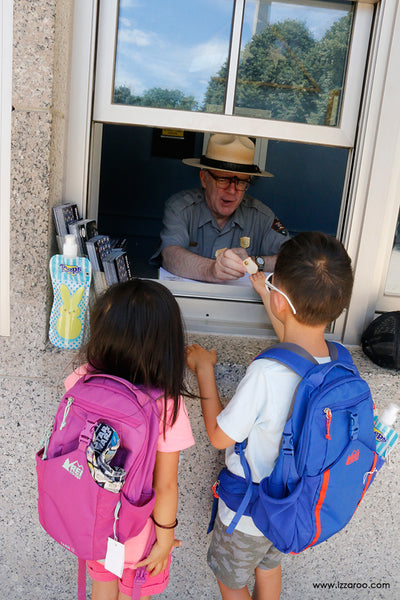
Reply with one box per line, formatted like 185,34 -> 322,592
374,403 -> 399,459
49,234 -> 92,349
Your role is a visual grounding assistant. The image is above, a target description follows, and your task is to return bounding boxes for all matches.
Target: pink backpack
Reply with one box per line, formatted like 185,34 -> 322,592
36,373 -> 161,600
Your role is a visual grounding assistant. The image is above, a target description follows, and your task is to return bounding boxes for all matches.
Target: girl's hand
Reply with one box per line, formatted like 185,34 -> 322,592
135,538 -> 182,577
186,344 -> 217,374
249,271 -> 268,298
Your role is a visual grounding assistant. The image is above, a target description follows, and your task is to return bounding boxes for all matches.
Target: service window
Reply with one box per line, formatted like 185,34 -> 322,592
88,0 -> 375,335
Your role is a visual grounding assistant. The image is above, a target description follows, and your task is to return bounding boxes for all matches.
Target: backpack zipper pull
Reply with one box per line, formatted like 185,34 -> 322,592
41,423 -> 53,460
324,407 -> 332,440
113,500 -> 121,541
60,397 -> 74,430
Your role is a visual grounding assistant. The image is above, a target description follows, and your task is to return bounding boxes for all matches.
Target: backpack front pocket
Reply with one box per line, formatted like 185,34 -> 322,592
311,438 -> 379,546
36,447 -> 119,560
252,439 -> 379,554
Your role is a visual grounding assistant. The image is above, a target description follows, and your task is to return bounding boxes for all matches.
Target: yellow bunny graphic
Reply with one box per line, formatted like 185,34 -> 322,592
57,284 -> 85,340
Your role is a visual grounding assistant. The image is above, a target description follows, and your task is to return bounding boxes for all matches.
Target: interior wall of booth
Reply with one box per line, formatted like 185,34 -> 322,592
97,124 -> 348,275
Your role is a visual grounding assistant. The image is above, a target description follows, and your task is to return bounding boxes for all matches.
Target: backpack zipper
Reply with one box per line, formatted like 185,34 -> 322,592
324,408 -> 332,440
60,397 -> 74,430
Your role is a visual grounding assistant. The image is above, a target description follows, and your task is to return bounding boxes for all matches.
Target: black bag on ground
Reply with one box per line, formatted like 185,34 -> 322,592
361,311 -> 400,369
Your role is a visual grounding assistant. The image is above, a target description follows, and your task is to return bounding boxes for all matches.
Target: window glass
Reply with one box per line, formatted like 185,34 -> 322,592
233,0 -> 353,124
113,0 -> 234,113
113,0 -> 354,126
385,208 -> 400,296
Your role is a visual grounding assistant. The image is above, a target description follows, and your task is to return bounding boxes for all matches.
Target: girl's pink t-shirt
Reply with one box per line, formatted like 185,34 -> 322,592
64,365 -> 194,565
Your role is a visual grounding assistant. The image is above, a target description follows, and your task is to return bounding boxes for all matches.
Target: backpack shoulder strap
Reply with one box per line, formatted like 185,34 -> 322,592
80,373 -> 158,407
254,343 -> 318,378
254,340 -> 352,377
326,340 -> 353,364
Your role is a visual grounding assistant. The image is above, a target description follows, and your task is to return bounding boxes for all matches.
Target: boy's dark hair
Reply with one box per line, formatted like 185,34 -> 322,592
83,278 -> 187,429
274,232 -> 353,326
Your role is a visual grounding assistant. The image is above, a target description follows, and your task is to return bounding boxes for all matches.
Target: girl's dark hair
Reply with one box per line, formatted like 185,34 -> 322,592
274,232 -> 354,326
82,278 -> 188,431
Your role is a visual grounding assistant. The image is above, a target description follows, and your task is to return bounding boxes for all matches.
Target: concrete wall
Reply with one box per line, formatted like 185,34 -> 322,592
1,2 -> 399,599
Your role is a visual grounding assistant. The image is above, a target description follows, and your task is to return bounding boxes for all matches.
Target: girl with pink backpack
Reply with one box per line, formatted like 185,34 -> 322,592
63,278 -> 194,600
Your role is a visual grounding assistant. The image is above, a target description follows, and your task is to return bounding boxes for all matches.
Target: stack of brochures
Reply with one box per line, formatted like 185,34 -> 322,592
68,219 -> 98,256
53,203 -> 97,256
52,203 -> 80,237
86,235 -> 112,271
103,249 -> 133,285
52,202 -> 133,287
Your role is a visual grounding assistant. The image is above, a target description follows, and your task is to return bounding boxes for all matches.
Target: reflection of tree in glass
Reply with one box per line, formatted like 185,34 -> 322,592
113,85 -> 198,111
236,20 -> 317,123
307,14 -> 353,125
114,86 -> 142,105
113,15 -> 352,124
204,15 -> 352,125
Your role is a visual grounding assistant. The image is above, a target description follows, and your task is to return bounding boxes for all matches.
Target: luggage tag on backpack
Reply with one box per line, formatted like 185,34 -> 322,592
105,538 -> 125,578
105,501 -> 125,577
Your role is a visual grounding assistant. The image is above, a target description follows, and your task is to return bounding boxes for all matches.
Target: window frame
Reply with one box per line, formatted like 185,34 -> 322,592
93,0 -> 374,148
343,0 -> 400,342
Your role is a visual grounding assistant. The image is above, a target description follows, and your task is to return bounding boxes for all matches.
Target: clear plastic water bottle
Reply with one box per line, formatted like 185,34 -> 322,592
86,422 -> 126,492
374,403 -> 399,460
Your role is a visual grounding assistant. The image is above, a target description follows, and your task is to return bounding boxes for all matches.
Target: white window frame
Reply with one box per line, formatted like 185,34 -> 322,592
93,0 -> 374,148
63,0 -> 98,210
343,0 -> 400,344
0,0 -> 12,337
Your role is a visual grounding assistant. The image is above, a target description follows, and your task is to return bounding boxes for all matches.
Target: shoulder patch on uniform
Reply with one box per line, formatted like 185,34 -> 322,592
271,217 -> 288,236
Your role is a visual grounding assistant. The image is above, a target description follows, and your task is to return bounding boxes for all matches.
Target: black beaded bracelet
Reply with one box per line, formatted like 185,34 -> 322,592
151,515 -> 178,529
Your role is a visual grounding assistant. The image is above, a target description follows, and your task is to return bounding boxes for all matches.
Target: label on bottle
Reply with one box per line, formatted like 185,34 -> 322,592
374,415 -> 399,458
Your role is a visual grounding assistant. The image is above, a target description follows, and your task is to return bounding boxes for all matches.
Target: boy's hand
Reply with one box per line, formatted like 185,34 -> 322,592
186,343 -> 217,374
250,271 -> 268,298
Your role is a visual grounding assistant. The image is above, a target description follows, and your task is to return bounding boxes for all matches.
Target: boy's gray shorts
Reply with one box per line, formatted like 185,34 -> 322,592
207,514 -> 282,590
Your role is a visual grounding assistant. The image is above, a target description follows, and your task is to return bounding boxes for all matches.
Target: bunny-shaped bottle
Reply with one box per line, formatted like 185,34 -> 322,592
49,234 -> 92,349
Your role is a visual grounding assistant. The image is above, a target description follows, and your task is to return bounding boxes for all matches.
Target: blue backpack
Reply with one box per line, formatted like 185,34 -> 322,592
210,342 -> 383,554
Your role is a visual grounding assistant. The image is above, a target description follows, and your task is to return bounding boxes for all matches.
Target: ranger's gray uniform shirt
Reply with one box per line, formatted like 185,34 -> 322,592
156,188 -> 288,260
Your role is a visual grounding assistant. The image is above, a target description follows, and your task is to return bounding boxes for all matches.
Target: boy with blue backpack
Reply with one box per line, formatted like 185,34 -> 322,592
187,232 -> 380,600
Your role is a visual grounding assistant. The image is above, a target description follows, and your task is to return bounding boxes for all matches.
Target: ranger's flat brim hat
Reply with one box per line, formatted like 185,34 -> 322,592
182,133 -> 273,178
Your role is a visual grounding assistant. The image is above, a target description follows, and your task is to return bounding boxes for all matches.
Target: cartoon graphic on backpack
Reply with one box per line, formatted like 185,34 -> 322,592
36,373 -> 160,600
209,342 -> 384,554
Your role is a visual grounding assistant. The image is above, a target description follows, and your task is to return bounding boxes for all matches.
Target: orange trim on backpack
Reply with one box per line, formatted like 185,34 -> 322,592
305,469 -> 330,551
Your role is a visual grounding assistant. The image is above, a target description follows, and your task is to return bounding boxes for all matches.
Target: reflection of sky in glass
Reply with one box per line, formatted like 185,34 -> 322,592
115,0 -> 351,104
114,0 -> 233,102
242,1 -> 350,44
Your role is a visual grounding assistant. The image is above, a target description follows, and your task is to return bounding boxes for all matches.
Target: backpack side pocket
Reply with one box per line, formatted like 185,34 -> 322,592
117,489 -> 156,543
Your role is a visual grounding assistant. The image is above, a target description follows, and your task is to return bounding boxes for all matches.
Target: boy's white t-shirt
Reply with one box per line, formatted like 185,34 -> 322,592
217,355 -> 330,537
